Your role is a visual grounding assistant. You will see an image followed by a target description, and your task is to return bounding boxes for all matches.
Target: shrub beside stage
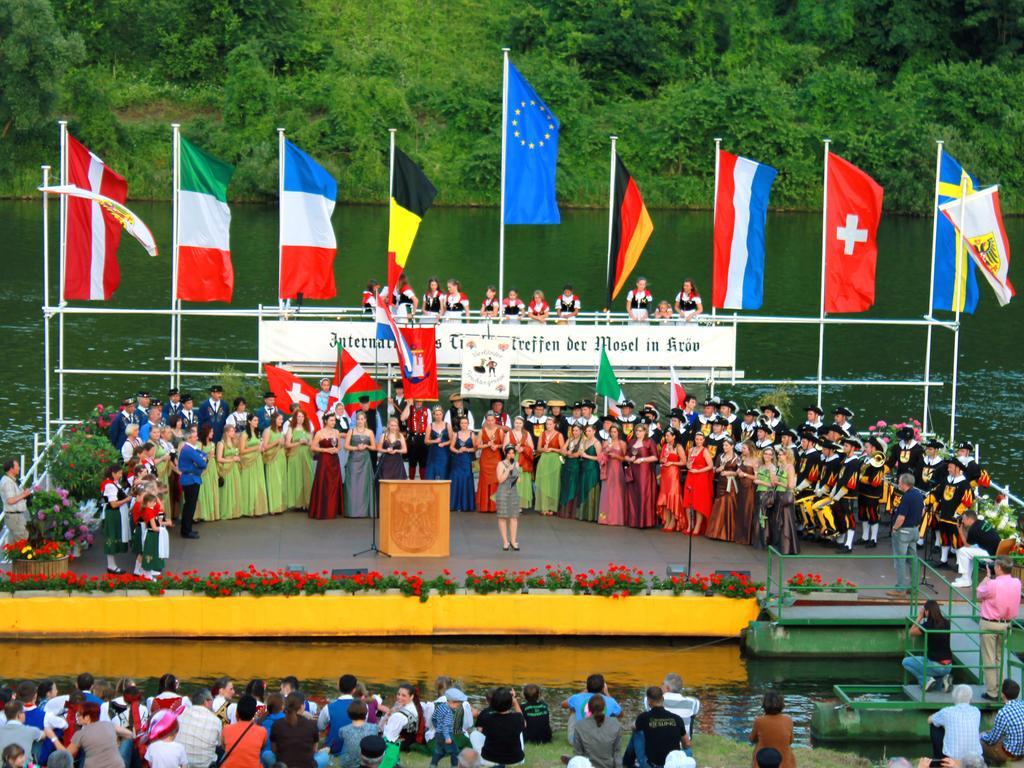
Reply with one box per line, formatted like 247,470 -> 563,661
0,592 -> 759,639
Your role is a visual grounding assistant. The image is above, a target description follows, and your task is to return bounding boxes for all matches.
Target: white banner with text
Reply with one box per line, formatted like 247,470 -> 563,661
259,320 -> 737,369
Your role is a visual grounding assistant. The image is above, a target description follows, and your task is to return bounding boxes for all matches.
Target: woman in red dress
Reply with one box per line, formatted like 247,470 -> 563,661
309,412 -> 344,520
625,423 -> 659,528
682,431 -> 714,536
657,428 -> 687,531
476,411 -> 503,512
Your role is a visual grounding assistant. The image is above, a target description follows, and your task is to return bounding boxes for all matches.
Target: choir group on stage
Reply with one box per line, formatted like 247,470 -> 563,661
97,370 -> 993,572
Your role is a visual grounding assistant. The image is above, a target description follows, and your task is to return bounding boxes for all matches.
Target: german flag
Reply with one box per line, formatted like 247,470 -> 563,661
608,155 -> 654,303
387,149 -> 438,295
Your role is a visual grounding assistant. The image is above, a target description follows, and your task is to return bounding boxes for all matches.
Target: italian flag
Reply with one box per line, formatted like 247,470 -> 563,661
596,348 -> 626,418
328,349 -> 387,416
176,137 -> 235,302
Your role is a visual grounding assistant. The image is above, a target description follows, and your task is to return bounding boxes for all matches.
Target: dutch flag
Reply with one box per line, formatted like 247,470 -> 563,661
375,294 -> 415,378
712,150 -> 777,310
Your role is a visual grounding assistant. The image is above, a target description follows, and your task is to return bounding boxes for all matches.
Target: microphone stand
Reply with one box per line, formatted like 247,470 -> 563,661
354,443 -> 390,558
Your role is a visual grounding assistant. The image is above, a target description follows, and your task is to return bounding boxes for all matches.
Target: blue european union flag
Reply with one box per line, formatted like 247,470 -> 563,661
934,151 -> 979,314
504,61 -> 560,224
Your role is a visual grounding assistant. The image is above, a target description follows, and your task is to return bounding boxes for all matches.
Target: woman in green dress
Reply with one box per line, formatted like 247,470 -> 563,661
284,409 -> 314,510
534,417 -> 565,515
216,424 -> 242,520
195,425 -> 220,522
261,411 -> 288,514
238,413 -> 269,517
558,424 -> 583,519
576,423 -> 603,522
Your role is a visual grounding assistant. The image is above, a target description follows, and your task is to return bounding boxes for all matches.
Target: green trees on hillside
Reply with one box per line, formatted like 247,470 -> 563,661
2,0 -> 1023,212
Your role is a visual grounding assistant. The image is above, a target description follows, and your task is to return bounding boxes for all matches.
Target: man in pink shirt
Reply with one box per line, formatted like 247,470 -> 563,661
976,556 -> 1022,699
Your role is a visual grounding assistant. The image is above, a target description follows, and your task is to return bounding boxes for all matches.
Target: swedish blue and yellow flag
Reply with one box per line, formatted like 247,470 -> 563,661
504,61 -> 560,224
934,151 -> 979,313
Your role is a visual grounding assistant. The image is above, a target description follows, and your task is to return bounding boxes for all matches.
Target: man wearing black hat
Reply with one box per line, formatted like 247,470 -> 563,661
760,405 -> 786,441
579,400 -> 599,429
753,422 -> 774,454
257,391 -> 279,434
955,442 -> 991,489
857,445 -> 886,548
810,439 -> 841,540
642,405 -> 662,446
927,458 -> 975,568
707,417 -> 728,460
718,400 -> 742,442
162,389 -> 183,423
740,409 -> 759,444
777,428 -> 799,464
359,735 -> 387,768
921,440 -> 947,492
696,399 -> 717,437
135,391 -> 151,422
832,406 -> 854,437
619,400 -> 638,439
108,398 -> 137,448
526,400 -> 547,448
178,394 -> 197,430
802,405 -> 825,433
830,436 -> 864,552
794,431 -> 822,538
886,426 -> 924,487
198,385 -> 227,442
444,393 -> 474,432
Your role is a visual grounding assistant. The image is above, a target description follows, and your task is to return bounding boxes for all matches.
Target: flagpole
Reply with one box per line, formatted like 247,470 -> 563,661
498,47 -> 510,303
922,140 -> 942,435
387,127 -> 396,304
41,164 -> 52,443
950,176 -> 967,444
58,119 -> 68,423
170,123 -> 180,389
277,127 -> 286,310
815,139 -> 831,405
605,135 -> 618,310
710,137 -> 721,398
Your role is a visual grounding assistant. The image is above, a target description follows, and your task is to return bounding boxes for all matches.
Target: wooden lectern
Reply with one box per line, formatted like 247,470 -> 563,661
379,480 -> 450,557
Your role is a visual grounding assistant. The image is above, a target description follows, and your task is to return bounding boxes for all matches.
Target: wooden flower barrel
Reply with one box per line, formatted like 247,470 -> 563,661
11,556 -> 69,577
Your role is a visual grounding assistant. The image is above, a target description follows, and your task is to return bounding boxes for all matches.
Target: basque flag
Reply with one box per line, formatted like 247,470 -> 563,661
712,151 -> 777,310
280,140 -> 337,300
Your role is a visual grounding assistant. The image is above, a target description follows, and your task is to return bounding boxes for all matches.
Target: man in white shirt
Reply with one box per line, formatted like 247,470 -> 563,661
1,458 -> 31,541
643,673 -> 700,740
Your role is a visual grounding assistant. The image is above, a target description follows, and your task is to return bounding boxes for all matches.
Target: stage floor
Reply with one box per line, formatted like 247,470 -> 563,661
74,509 -> 902,589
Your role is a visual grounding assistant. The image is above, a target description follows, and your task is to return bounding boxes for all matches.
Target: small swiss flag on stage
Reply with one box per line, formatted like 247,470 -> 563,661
825,153 -> 884,313
264,365 -> 322,431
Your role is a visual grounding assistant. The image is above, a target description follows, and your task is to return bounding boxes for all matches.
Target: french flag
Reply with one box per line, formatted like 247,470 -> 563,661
712,150 -> 777,310
375,294 -> 415,379
280,140 -> 337,299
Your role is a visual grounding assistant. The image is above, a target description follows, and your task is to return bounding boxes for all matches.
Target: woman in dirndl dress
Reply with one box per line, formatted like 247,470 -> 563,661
238,413 -> 269,517
424,406 -> 451,480
706,437 -> 739,542
422,277 -> 443,325
534,418 -> 565,515
140,493 -> 171,578
195,425 -> 220,522
284,409 -> 314,510
261,411 -> 288,514
494,445 -> 522,551
100,464 -> 132,574
576,424 -> 603,522
558,424 -> 583,519
216,424 -> 242,520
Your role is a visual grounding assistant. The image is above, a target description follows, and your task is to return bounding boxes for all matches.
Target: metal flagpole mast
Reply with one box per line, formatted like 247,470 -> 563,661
922,140 -> 943,435
950,176 -> 967,444
277,128 -> 286,310
388,127 -> 396,289
498,48 -> 510,302
41,165 -> 52,444
710,137 -> 722,398
815,139 -> 831,405
170,123 -> 180,389
58,120 -> 68,423
605,135 -> 617,310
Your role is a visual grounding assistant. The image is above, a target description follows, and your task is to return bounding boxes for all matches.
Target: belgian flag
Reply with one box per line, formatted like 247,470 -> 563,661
387,149 -> 438,294
608,155 -> 654,304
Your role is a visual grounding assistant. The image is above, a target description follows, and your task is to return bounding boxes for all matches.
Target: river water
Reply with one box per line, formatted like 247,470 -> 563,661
0,638 -> 912,759
1,201 -> 1021,484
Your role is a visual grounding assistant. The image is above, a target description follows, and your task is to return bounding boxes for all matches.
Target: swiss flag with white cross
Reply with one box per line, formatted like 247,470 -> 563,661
264,365 -> 322,431
825,152 -> 884,313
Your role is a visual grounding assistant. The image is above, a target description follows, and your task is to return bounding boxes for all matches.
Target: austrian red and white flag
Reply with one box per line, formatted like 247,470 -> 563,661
669,366 -> 686,410
264,365 -> 321,431
65,135 -> 128,300
825,153 -> 884,313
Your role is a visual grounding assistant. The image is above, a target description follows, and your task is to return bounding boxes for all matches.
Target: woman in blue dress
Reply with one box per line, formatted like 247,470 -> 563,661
449,414 -> 476,511
424,405 -> 451,480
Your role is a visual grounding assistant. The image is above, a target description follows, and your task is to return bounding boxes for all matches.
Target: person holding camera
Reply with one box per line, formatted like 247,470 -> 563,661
977,555 -> 1022,700
0,459 -> 31,542
494,445 -> 522,552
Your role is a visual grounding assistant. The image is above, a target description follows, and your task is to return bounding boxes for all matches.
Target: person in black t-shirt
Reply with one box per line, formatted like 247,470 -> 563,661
474,687 -> 526,767
520,684 -> 551,744
953,509 -> 1003,589
623,687 -> 687,768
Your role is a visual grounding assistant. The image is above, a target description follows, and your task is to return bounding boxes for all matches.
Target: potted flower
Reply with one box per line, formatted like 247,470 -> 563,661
25,487 -> 98,558
1,539 -> 71,576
